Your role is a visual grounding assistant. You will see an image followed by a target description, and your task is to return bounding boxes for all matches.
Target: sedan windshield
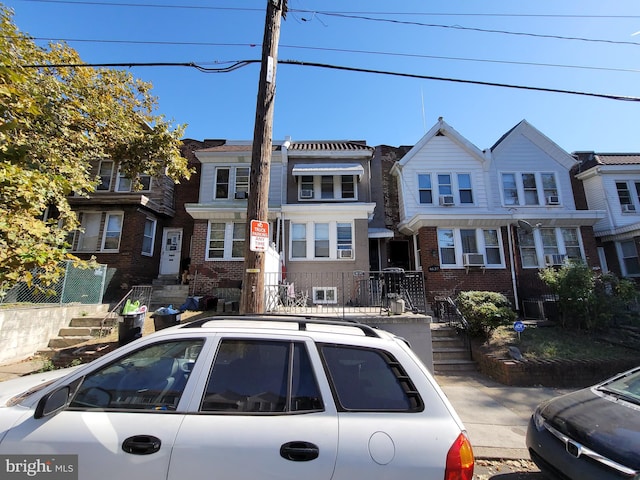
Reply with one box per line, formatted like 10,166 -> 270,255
598,369 -> 640,405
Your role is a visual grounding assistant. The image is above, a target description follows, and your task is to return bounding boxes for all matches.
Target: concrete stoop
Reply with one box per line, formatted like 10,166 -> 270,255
431,323 -> 477,374
40,314 -> 118,355
151,284 -> 190,308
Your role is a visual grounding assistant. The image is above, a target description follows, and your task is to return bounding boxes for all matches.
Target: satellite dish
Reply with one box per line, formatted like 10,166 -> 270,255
517,219 -> 533,233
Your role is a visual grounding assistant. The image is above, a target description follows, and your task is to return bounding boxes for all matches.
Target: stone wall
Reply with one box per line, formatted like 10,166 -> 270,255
0,304 -> 109,365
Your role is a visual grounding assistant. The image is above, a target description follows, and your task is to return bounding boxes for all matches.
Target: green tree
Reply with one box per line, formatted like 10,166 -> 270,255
0,7 -> 191,294
539,260 -> 638,330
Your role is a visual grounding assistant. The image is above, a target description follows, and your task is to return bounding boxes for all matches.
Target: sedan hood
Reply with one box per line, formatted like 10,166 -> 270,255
540,388 -> 640,470
0,367 -> 78,407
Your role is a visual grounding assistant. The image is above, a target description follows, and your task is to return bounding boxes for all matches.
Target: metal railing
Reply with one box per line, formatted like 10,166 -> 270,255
263,269 -> 427,316
0,261 -> 107,306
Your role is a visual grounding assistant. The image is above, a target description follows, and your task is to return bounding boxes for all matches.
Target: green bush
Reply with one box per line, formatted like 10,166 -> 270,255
455,291 -> 517,339
539,260 -> 638,331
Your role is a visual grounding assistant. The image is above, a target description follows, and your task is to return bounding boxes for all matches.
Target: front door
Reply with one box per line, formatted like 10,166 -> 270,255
160,228 -> 182,276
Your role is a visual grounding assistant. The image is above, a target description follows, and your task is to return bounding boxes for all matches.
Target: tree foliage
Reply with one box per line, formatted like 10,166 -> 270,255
0,7 -> 191,293
539,260 -> 638,331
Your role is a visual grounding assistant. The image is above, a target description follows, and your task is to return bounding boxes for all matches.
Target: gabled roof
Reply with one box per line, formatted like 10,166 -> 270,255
393,117 -> 486,171
490,119 -> 577,169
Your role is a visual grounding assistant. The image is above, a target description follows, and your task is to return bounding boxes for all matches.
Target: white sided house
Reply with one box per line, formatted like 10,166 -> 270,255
392,118 -> 604,312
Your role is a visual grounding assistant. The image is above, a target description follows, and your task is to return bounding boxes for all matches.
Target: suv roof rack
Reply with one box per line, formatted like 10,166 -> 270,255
179,314 -> 382,338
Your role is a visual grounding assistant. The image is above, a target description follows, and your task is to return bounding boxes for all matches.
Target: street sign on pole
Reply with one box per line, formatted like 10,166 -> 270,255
249,220 -> 269,252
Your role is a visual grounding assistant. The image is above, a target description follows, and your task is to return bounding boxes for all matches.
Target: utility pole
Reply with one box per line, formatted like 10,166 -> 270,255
240,0 -> 287,314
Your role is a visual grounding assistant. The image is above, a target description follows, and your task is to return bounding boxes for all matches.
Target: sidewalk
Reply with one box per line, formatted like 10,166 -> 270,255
436,372 -> 575,459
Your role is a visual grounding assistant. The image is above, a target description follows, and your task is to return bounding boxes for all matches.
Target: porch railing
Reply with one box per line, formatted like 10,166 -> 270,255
263,269 -> 427,316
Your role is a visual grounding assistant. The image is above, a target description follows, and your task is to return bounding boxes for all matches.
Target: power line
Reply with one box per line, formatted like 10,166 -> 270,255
13,58 -> 640,102
13,0 -> 640,18
12,0 -> 640,46
24,36 -> 640,74
314,12 -> 640,47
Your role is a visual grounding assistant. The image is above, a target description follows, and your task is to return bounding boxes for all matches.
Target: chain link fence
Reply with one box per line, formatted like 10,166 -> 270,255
0,261 -> 107,305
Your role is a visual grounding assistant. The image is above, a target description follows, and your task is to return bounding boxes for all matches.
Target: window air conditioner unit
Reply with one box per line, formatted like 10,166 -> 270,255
439,195 -> 455,206
546,195 -> 560,205
300,189 -> 314,199
234,191 -> 248,199
338,249 -> 353,259
622,204 -> 636,213
462,253 -> 485,266
544,254 -> 566,266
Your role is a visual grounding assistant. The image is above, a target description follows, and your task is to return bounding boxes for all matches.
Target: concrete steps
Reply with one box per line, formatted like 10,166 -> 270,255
431,323 -> 476,374
45,315 -> 118,350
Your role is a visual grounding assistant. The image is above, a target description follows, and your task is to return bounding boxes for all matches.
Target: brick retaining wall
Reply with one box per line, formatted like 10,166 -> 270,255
472,343 -> 638,388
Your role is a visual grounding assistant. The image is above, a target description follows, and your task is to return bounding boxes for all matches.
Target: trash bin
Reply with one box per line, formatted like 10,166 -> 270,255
152,312 -> 181,331
118,312 -> 146,346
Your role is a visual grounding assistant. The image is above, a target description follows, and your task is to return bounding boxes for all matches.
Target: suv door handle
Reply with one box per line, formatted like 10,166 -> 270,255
280,441 -> 319,462
122,435 -> 162,455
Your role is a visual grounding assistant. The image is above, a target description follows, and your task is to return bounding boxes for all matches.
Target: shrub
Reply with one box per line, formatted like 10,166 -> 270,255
539,260 -> 639,331
455,291 -> 516,339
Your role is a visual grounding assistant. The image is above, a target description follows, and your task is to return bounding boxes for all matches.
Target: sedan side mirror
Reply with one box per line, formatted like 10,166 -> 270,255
34,386 -> 70,419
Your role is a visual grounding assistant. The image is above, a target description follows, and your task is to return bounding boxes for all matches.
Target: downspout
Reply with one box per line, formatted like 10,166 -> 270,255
507,224 -> 520,312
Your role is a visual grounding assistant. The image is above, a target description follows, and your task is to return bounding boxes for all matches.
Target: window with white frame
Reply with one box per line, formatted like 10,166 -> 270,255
74,212 -> 123,252
341,175 -> 355,199
141,218 -> 157,256
438,228 -> 504,267
289,221 -> 354,260
418,174 -> 432,204
215,167 -> 251,199
501,172 -> 559,206
298,175 -> 358,201
291,223 -> 307,258
616,181 -> 640,212
97,160 -> 113,191
214,168 -> 230,199
337,223 -> 353,256
619,239 -> 640,276
115,170 -> 151,192
314,223 -> 330,258
458,174 -> 473,204
438,174 -> 453,197
518,227 -> 584,268
206,221 -> 246,260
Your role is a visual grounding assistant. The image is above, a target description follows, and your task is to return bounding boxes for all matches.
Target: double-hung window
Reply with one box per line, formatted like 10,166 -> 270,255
501,172 -> 559,206
206,221 -> 246,260
97,160 -> 113,191
116,169 -> 151,192
619,240 -> 640,276
518,227 -> 584,268
616,181 -> 640,212
458,174 -> 473,204
298,175 -> 358,200
215,167 -> 250,199
75,212 -> 124,252
438,228 -> 504,267
418,174 -> 432,204
290,221 -> 354,260
141,218 -> 157,256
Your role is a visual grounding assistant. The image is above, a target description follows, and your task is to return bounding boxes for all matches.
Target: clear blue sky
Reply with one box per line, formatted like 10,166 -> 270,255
5,0 -> 640,153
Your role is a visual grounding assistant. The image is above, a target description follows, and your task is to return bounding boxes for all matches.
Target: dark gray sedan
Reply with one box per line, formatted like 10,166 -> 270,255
526,366 -> 640,479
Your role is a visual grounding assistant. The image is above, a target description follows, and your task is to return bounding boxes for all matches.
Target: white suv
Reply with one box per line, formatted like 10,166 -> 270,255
0,316 -> 474,479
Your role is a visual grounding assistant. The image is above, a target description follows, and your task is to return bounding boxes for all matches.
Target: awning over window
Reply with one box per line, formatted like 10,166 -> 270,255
292,163 -> 365,178
368,227 -> 395,239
